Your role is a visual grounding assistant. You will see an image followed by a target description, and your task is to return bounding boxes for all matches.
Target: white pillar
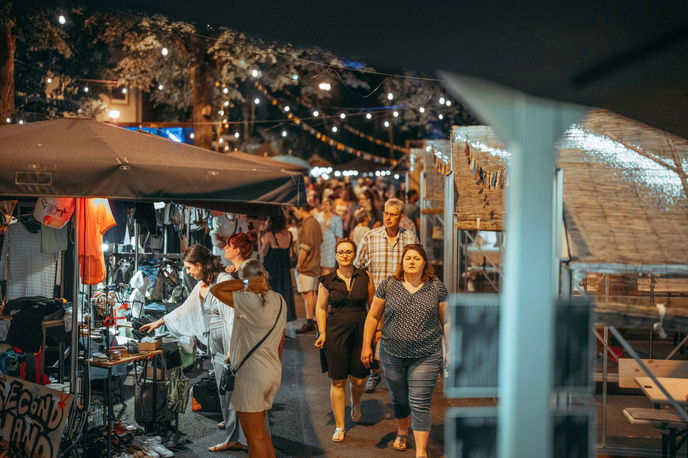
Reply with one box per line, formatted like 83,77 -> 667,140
440,72 -> 585,458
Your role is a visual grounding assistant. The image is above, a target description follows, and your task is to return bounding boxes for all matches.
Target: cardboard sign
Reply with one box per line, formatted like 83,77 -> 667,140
0,375 -> 73,458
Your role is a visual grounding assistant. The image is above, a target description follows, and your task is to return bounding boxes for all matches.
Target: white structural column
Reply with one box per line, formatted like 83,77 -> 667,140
440,72 -> 584,458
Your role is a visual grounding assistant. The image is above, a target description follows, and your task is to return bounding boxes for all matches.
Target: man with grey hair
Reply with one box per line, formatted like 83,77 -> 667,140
354,197 -> 419,392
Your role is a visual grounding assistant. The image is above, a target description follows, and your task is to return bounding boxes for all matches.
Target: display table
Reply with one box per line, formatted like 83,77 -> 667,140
0,314 -> 66,383
635,376 -> 688,405
88,349 -> 163,458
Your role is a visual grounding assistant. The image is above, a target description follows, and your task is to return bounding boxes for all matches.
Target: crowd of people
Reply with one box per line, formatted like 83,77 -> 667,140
139,176 -> 446,458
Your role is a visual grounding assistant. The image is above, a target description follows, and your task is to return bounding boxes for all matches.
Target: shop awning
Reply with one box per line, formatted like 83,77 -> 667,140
0,118 -> 305,209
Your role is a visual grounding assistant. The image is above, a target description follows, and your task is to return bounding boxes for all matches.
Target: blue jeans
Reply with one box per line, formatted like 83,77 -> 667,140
380,346 -> 442,432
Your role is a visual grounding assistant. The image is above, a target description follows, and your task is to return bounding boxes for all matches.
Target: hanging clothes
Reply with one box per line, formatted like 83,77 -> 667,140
0,223 -> 61,300
77,198 -> 116,285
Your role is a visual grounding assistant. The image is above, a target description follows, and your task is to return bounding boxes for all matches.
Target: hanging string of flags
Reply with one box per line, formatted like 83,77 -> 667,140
341,124 -> 410,154
423,144 -> 451,176
255,83 -> 399,166
464,141 -> 508,189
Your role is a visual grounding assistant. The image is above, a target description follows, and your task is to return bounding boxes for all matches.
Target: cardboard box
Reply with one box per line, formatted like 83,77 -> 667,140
144,366 -> 169,381
138,339 -> 161,351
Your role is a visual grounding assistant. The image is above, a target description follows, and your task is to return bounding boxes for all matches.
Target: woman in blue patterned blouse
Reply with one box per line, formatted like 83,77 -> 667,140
361,244 -> 448,457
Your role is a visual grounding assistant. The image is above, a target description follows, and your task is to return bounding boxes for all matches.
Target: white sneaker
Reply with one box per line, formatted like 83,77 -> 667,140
146,436 -> 174,457
132,436 -> 160,457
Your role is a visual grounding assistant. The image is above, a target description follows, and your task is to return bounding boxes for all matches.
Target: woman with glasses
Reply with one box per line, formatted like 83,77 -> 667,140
314,238 -> 375,443
361,244 -> 448,458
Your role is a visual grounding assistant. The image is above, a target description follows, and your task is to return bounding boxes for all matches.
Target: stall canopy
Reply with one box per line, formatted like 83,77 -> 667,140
225,151 -> 308,174
0,118 -> 305,207
451,109 -> 688,273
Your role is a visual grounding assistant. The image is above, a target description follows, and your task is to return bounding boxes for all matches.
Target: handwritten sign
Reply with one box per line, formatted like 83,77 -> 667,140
0,375 -> 73,458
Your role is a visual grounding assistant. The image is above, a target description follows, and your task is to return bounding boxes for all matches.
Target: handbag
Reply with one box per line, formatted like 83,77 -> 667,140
219,296 -> 284,395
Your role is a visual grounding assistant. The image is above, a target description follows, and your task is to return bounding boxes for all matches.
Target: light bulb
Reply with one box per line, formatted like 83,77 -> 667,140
384,121 -> 390,127
218,110 -> 224,115
254,97 -> 260,104
224,101 -> 229,107
158,84 -> 164,90
251,69 -> 259,78
318,82 -> 331,91
224,145 -> 229,151
439,97 -> 445,104
108,110 -> 120,119
332,126 -> 338,133
291,74 -> 299,81
366,113 -> 372,119
223,87 -> 229,94
446,100 -> 452,106
313,110 -> 319,117
393,111 -> 399,117
161,47 -> 169,56
223,119 -> 228,124
438,114 -> 444,120
190,133 -> 195,139
284,106 -> 290,112
419,106 -> 425,113
5,118 -> 10,123
58,15 -> 66,25
234,132 -> 240,138
121,88 -> 127,94
387,92 -> 393,100
281,130 -> 287,137
340,113 -> 346,119
46,77 -> 52,84
83,86 -> 89,93
18,120 -> 24,124
218,138 -> 224,144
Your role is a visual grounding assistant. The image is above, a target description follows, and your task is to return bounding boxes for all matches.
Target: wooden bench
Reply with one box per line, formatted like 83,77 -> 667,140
624,408 -> 687,457
618,358 -> 688,389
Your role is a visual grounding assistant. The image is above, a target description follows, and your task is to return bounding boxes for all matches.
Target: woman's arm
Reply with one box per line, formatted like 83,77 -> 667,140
211,277 -> 269,307
361,296 -> 385,368
313,283 -> 329,349
139,317 -> 164,333
259,232 -> 273,258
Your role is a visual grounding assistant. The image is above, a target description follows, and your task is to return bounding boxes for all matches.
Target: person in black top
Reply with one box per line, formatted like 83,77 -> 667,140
314,238 -> 375,443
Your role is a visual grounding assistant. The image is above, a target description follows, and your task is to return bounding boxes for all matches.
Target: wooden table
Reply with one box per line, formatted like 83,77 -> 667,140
635,376 -> 688,405
88,349 -> 163,458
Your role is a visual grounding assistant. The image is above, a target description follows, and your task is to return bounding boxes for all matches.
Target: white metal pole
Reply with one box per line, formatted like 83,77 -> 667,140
440,72 -> 585,458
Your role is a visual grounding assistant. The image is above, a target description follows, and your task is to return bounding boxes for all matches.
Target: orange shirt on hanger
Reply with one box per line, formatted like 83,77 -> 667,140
76,198 -> 116,285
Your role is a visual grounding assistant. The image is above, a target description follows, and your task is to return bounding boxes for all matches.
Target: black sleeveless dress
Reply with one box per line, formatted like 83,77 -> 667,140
263,232 -> 297,322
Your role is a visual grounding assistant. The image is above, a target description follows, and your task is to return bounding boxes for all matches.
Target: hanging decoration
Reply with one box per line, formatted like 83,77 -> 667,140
464,141 -> 508,189
255,83 -> 399,166
342,124 -> 410,154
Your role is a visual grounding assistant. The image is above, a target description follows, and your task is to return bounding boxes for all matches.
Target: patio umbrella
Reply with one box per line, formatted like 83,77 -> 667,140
0,118 -> 305,206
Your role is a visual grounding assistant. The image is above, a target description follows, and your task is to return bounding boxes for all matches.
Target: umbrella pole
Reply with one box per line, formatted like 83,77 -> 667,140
70,202 -> 80,395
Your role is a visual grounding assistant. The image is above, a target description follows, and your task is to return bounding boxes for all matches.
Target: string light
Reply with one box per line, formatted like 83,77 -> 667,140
83,86 -> 89,92
58,15 -> 66,25
121,88 -> 127,94
446,100 -> 452,106
251,69 -> 259,78
291,74 -> 299,81
223,87 -> 229,94
393,111 -> 399,117
161,47 -> 169,56
365,113 -> 372,120
222,118 -> 228,124
190,133 -> 195,139
318,82 -> 331,91
218,137 -> 224,144
224,101 -> 229,107
218,109 -> 224,115
332,126 -> 338,133
18,120 -> 24,125
339,113 -> 346,119
384,120 -> 390,127
438,114 -> 444,120
419,106 -> 425,113
312,110 -> 319,117
284,105 -> 290,112
224,145 -> 229,151
387,92 -> 393,100
158,84 -> 164,90
46,77 -> 52,83
108,110 -> 120,119
281,130 -> 287,137
254,97 -> 260,104
234,132 -> 240,138
439,97 -> 445,105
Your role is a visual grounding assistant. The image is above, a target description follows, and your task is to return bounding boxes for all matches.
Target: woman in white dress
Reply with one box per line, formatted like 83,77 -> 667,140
212,260 -> 287,458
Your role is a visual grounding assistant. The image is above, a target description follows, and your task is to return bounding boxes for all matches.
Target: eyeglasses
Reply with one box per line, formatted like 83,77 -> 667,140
383,212 -> 401,218
41,198 -> 69,217
336,250 -> 354,256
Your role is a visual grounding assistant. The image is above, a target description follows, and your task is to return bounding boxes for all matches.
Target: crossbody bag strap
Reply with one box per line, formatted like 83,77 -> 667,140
234,295 -> 284,372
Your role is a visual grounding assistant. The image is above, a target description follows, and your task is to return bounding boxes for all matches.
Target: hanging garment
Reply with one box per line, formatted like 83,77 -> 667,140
0,223 -> 60,300
41,225 -> 68,253
77,198 -> 116,285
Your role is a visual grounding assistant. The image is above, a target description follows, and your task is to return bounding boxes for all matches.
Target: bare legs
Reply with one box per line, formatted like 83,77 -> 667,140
329,376 -> 367,440
237,411 -> 275,458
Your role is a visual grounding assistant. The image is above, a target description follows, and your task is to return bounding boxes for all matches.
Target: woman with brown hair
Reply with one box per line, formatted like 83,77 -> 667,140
140,245 -> 251,452
361,244 -> 448,458
314,238 -> 375,442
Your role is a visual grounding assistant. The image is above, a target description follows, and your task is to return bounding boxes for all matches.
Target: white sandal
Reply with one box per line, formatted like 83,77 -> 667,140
332,427 -> 345,442
351,403 -> 362,423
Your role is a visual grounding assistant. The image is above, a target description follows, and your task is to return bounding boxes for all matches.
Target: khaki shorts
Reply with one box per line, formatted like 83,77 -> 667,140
295,271 -> 319,293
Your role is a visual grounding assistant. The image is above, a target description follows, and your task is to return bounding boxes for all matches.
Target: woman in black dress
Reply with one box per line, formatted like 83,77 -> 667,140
314,238 -> 375,442
260,215 -> 297,322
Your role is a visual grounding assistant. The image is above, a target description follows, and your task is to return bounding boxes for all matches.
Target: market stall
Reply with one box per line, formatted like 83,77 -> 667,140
0,117 -> 305,456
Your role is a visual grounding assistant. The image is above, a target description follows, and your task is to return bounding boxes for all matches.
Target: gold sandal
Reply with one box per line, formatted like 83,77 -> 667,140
208,441 -> 244,452
392,434 -> 408,451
